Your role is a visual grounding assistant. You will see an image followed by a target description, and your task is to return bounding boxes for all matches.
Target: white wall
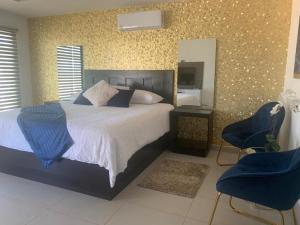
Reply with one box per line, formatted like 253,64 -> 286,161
285,0 -> 300,221
284,0 -> 300,97
0,10 -> 32,106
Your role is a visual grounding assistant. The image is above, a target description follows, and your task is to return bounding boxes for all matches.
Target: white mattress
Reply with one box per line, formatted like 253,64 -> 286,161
0,103 -> 174,187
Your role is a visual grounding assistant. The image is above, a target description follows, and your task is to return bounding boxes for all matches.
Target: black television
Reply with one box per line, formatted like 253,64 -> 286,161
178,67 -> 196,89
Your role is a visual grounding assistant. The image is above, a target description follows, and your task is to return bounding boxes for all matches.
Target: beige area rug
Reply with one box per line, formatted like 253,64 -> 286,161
138,158 -> 209,198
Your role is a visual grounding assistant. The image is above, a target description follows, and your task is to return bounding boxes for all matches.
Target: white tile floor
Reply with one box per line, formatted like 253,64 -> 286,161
0,148 -> 294,225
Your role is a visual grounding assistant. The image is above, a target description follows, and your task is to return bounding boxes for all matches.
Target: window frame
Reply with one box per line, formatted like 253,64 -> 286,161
56,45 -> 84,101
0,26 -> 21,111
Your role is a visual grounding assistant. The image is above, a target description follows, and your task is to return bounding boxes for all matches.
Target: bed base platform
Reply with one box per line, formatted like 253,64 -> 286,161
0,69 -> 175,200
0,133 -> 171,200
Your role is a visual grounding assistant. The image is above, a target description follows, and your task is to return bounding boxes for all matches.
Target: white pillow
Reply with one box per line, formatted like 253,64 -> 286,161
131,90 -> 163,104
83,80 -> 119,106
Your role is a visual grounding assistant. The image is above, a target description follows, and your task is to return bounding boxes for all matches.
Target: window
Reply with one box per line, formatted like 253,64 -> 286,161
0,27 -> 21,111
57,45 -> 83,100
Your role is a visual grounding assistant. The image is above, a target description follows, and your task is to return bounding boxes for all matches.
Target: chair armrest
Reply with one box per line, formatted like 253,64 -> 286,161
238,150 -> 293,167
220,151 -> 294,180
242,129 -> 271,150
216,171 -> 296,210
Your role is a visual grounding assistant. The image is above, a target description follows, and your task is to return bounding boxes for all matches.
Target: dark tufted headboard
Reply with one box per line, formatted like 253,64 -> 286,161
84,70 -> 174,105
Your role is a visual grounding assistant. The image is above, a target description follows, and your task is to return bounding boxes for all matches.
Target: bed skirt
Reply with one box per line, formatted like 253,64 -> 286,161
0,132 -> 172,200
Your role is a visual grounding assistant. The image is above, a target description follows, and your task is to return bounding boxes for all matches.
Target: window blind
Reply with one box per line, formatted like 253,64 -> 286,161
57,46 -> 83,100
0,27 -> 21,111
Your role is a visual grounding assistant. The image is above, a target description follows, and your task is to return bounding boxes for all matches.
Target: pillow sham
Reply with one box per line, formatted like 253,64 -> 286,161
131,90 -> 163,104
107,89 -> 135,108
73,91 -> 92,105
83,80 -> 119,106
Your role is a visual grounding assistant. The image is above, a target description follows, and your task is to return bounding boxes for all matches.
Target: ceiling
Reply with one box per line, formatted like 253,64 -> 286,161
0,0 -> 175,18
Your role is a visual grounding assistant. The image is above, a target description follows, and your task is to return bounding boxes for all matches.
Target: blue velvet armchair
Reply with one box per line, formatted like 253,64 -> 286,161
209,148 -> 300,225
217,102 -> 285,166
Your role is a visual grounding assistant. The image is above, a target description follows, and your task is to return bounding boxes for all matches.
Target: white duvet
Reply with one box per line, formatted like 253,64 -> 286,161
0,103 -> 174,187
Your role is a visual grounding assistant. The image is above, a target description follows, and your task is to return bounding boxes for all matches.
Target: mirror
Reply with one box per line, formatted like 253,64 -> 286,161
294,17 -> 300,79
177,38 -> 216,109
177,62 -> 204,106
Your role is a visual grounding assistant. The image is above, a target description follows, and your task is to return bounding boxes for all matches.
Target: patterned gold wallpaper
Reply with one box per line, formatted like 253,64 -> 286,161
28,0 -> 292,144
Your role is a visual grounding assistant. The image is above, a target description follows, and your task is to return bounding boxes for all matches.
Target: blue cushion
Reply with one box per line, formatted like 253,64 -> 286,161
73,91 -> 92,105
222,131 -> 252,148
221,102 -> 285,150
107,89 -> 134,108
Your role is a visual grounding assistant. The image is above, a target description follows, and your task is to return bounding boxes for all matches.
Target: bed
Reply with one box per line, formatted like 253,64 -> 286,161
0,70 -> 174,200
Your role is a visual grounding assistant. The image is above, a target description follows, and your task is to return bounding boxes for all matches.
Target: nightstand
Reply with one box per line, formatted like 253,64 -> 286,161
170,106 -> 213,157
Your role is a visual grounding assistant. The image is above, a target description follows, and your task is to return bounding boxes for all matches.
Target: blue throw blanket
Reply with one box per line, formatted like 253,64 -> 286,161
17,103 -> 73,167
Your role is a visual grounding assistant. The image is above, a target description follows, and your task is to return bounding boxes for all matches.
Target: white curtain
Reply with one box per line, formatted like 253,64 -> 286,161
289,109 -> 300,150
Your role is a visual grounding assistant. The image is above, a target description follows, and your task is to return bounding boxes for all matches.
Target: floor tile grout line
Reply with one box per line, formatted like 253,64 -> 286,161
120,184 -> 195,217
181,217 -> 188,225
184,197 -> 195,217
46,192 -> 111,225
47,207 -> 100,225
49,201 -> 117,225
23,211 -> 45,225
42,192 -> 72,210
0,192 -> 52,225
1,184 -> 72,207
184,199 -> 210,224
123,201 -> 189,219
181,200 -> 194,225
6,189 -> 76,225
21,191 -> 101,225
103,201 -> 126,225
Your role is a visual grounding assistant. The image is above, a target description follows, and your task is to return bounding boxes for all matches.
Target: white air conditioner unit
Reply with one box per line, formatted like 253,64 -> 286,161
117,10 -> 163,31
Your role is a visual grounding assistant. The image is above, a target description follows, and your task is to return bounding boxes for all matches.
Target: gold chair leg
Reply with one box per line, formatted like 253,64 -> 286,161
229,196 -> 285,225
216,140 -> 224,166
208,192 -> 222,225
216,141 -> 241,166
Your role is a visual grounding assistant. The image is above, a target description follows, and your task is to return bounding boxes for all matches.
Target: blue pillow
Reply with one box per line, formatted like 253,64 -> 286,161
73,91 -> 92,105
107,89 -> 134,108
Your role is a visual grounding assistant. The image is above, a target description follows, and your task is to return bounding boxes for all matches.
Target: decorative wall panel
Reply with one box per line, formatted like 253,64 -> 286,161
28,0 -> 292,143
